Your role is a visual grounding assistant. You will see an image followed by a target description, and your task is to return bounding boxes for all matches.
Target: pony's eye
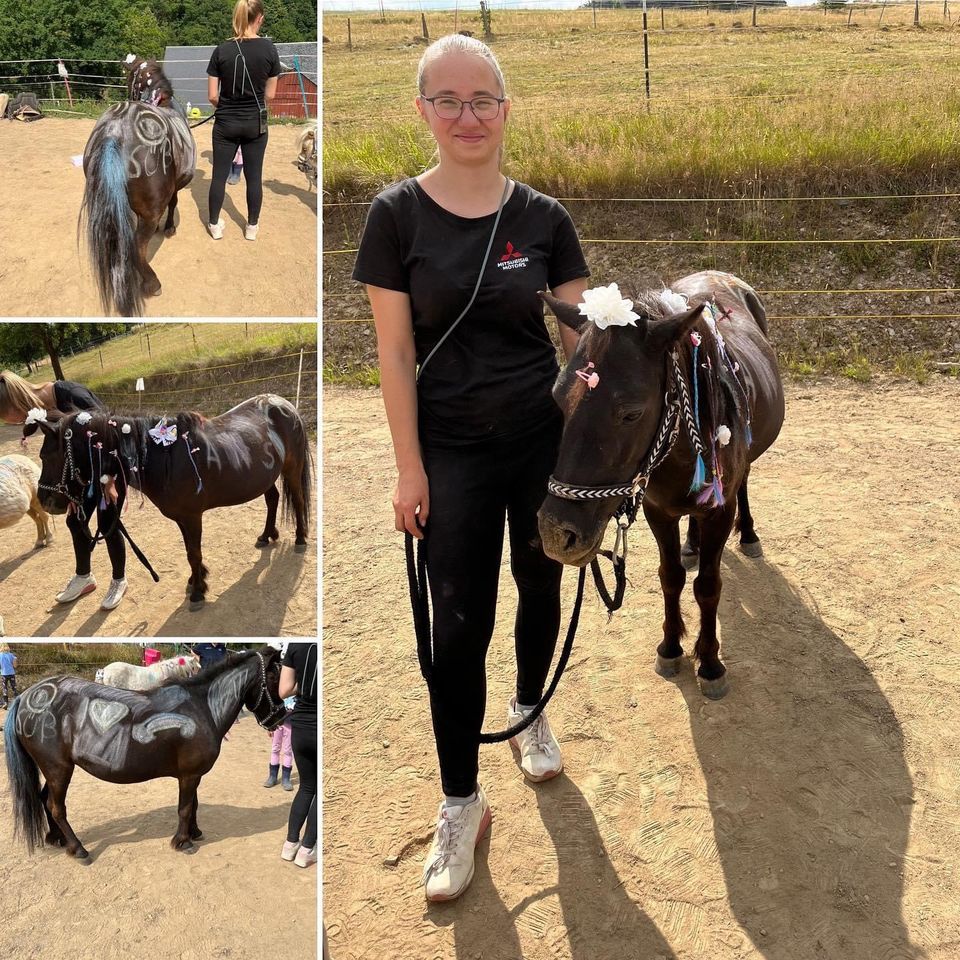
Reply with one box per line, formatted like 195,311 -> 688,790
620,409 -> 643,424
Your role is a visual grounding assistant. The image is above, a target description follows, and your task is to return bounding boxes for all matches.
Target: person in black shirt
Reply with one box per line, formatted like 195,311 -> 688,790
205,0 -> 281,241
353,34 -> 590,902
1,370 -> 128,610
279,641 -> 317,868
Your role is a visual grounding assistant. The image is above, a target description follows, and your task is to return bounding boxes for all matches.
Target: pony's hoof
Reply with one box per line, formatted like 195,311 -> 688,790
255,536 -> 273,548
73,846 -> 90,860
294,541 -> 308,554
739,540 -> 763,559
680,549 -> 699,571
189,598 -> 205,612
190,829 -> 203,841
34,540 -> 49,549
698,673 -> 729,700
175,841 -> 197,854
654,653 -> 684,678
164,226 -> 177,238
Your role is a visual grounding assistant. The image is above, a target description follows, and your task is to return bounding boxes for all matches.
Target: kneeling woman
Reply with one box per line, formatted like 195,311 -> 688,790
0,370 -> 127,610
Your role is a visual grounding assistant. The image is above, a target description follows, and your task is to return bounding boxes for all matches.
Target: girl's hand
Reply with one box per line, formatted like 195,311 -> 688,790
393,464 -> 429,539
103,476 -> 119,504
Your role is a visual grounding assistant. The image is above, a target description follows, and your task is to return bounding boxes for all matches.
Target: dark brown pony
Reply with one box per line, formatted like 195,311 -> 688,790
4,648 -> 285,859
26,394 -> 312,608
539,270 -> 784,698
79,57 -> 195,317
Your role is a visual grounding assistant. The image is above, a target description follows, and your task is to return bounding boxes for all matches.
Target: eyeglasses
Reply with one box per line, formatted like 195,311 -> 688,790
421,95 -> 505,121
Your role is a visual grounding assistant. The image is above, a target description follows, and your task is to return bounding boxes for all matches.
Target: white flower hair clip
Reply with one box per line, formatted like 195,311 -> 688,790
24,408 -> 47,425
716,425 -> 732,447
75,411 -> 92,425
121,423 -> 132,435
148,418 -> 178,446
659,288 -> 689,313
124,52 -> 136,64
578,283 -> 641,330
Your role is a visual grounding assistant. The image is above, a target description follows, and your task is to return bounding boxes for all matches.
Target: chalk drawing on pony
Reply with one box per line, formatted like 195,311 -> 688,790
0,454 -> 53,548
26,395 -> 313,609
4,648 -> 286,858
80,54 -> 196,317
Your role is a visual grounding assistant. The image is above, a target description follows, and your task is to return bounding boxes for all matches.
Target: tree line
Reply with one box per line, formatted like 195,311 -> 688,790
0,0 -> 316,66
0,324 -> 131,380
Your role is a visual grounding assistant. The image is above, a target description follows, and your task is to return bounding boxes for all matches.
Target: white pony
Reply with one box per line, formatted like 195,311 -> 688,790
0,454 -> 53,548
295,122 -> 317,190
101,653 -> 201,691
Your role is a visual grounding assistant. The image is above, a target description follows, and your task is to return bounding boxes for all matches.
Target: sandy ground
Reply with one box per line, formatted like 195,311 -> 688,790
0,700 -> 317,960
0,424 -> 317,638
323,378 -> 960,960
0,117 -> 316,317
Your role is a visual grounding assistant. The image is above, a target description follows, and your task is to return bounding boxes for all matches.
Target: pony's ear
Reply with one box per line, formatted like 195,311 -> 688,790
539,291 -> 586,334
647,301 -> 706,351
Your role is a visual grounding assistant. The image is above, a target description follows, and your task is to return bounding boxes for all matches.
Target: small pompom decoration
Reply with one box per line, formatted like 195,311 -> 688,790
716,425 -> 732,447
659,289 -> 689,313
122,423 -> 132,434
100,474 -> 110,484
76,411 -> 92,425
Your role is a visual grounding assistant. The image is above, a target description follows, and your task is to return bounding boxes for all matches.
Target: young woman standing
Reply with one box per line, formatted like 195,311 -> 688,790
353,35 -> 590,902
206,0 -> 281,241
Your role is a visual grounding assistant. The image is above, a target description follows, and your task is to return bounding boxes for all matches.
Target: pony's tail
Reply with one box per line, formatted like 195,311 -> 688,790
3,698 -> 46,854
79,135 -> 143,317
282,414 -> 313,537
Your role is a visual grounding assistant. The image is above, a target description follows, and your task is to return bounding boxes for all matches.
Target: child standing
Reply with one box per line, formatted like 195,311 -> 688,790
264,696 -> 295,790
0,643 -> 17,708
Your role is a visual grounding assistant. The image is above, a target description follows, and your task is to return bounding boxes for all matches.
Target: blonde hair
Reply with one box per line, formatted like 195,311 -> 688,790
0,370 -> 44,419
232,0 -> 264,39
0,642 -> 10,653
417,35 -> 506,97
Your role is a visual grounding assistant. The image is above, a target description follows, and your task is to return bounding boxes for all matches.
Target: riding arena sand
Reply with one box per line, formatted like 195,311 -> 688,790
0,710 -> 317,960
323,378 -> 960,960
0,425 -> 317,638
0,118 -> 316,317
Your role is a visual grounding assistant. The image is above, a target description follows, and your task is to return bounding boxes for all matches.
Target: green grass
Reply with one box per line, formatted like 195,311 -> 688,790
322,362 -> 381,387
841,354 -> 873,382
891,351 -> 931,384
323,8 -> 960,200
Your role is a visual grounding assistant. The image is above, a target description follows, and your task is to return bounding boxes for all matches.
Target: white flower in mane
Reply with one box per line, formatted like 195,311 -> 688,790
578,283 -> 641,330
75,411 -> 92,425
659,289 -> 689,313
121,423 -> 132,435
716,425 -> 732,447
124,53 -> 136,64
24,408 -> 47,425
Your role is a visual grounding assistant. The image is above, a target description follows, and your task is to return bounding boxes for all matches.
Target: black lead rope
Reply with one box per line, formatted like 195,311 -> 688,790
405,531 -> 587,744
84,487 -> 161,583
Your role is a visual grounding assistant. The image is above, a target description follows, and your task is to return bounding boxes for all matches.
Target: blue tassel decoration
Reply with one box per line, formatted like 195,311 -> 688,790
745,420 -> 753,447
689,452 -> 706,493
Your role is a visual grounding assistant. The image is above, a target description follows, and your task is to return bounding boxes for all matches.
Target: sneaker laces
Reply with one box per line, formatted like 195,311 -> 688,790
422,808 -> 466,882
525,713 -> 556,758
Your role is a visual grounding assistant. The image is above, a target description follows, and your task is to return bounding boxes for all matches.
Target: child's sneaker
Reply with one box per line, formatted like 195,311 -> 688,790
208,219 -> 225,240
507,698 -> 563,782
55,573 -> 97,604
281,840 -> 300,861
101,577 -> 128,611
245,223 -> 259,241
422,786 -> 491,902
295,844 -> 317,868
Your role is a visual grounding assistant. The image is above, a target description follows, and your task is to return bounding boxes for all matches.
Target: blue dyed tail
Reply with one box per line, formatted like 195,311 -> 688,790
80,134 -> 143,317
3,698 -> 46,853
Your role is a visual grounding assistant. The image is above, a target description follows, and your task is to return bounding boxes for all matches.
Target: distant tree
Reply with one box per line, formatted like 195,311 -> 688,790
0,324 -> 129,380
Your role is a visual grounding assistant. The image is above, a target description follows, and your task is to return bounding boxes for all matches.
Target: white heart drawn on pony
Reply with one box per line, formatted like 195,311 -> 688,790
89,699 -> 130,734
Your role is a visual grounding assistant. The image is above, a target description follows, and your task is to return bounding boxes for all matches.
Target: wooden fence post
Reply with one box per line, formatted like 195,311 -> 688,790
347,18 -> 352,50
642,2 -> 651,111
914,0 -> 920,25
421,12 -> 429,40
847,4 -> 853,25
592,0 -> 597,29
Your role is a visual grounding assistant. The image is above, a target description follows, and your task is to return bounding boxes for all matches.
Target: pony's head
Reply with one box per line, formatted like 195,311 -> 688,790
123,53 -> 174,107
244,646 -> 286,731
537,288 -> 704,566
22,411 -> 75,515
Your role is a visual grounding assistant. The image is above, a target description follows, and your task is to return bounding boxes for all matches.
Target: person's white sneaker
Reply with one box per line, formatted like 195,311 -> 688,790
245,223 -> 259,241
508,698 -> 564,782
280,840 -> 300,861
100,577 -> 128,611
208,219 -> 225,240
55,573 -> 97,604
294,843 -> 317,868
421,786 -> 491,902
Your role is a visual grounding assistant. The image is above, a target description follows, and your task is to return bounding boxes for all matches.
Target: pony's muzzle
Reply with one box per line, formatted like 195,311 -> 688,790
538,501 -> 605,566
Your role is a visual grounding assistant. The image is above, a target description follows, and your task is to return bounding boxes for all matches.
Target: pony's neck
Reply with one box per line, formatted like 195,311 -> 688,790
204,657 -> 259,739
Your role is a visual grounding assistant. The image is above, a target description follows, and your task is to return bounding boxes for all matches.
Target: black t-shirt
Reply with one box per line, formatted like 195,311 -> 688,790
54,380 -> 104,413
207,38 -> 281,116
352,179 -> 590,446
282,642 -> 317,731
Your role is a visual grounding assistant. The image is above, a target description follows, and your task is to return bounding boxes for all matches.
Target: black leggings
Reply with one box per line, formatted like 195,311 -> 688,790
422,414 -> 564,798
66,507 -> 125,580
287,720 -> 317,848
209,115 -> 268,226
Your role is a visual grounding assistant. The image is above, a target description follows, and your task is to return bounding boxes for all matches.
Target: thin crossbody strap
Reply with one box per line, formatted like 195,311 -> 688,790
416,177 -> 512,381
233,39 -> 263,112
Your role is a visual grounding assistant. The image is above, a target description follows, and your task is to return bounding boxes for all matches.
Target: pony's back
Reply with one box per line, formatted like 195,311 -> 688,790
0,455 -> 40,528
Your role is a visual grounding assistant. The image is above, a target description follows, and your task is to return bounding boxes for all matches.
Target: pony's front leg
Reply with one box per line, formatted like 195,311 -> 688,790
693,500 -> 738,699
189,789 -> 202,841
44,763 -> 88,858
173,775 -> 202,851
28,498 -> 52,548
642,502 -> 687,678
177,516 -> 209,608
163,191 -> 178,237
135,215 -> 163,298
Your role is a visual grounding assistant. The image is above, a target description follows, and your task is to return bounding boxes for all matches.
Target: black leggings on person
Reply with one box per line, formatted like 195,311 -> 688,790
422,413 -> 564,798
208,114 -> 268,226
287,721 -> 317,848
66,507 -> 125,580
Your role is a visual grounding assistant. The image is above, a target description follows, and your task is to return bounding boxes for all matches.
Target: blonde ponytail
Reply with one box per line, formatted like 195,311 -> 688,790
232,0 -> 264,39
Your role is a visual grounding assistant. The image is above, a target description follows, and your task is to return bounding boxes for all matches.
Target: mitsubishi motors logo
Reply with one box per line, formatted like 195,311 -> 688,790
496,241 -> 530,271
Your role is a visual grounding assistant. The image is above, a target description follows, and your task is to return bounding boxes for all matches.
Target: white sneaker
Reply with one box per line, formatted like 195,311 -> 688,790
245,223 -> 259,241
56,573 -> 97,604
280,840 -> 300,861
294,843 -> 317,868
508,698 -> 564,783
101,578 -> 128,611
421,786 -> 492,902
208,219 -> 224,240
